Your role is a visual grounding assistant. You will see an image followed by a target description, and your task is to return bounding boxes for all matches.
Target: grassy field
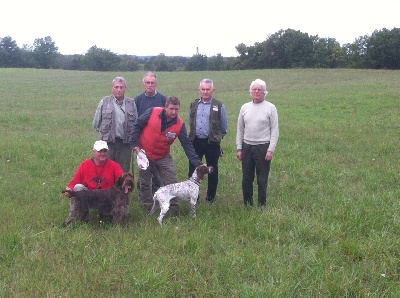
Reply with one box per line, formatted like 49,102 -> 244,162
0,68 -> 399,297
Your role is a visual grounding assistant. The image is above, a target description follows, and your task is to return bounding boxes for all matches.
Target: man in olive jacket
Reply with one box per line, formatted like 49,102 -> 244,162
93,76 -> 138,173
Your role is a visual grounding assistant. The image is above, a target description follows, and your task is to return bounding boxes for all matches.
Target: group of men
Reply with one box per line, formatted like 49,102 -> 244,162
65,72 -> 229,218
64,72 -> 280,223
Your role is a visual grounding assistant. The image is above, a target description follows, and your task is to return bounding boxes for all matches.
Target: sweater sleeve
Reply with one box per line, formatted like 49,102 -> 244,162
236,106 -> 245,150
268,105 -> 279,152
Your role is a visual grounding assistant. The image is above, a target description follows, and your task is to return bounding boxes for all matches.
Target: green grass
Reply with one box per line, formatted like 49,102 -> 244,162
0,68 -> 399,297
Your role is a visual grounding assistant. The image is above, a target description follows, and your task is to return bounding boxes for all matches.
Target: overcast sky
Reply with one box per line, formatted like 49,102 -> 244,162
1,0 -> 399,57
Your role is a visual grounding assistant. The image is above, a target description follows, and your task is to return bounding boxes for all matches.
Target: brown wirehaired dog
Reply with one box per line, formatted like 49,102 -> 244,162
62,173 -> 134,226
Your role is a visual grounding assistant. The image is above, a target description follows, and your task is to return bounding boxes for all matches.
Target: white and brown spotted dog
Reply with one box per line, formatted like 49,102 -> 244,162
148,164 -> 213,225
62,173 -> 134,226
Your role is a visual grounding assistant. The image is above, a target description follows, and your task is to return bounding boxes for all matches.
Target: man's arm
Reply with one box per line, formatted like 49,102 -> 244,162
221,104 -> 228,136
178,123 -> 203,167
92,99 -> 104,130
130,107 -> 153,149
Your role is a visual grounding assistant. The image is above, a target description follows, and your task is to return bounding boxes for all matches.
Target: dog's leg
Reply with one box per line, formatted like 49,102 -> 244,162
63,198 -> 88,226
157,202 -> 170,225
113,200 -> 129,225
190,196 -> 197,218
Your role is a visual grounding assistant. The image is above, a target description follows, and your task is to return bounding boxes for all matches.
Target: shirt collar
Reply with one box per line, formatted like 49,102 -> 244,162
113,95 -> 124,104
145,91 -> 158,97
199,98 -> 212,104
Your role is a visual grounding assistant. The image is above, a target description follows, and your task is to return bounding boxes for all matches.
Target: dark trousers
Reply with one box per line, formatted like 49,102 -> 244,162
188,137 -> 220,199
107,139 -> 132,173
241,142 -> 271,206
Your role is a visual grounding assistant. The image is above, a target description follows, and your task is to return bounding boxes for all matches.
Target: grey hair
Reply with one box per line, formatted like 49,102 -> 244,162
249,79 -> 268,96
199,78 -> 214,89
112,76 -> 127,87
143,71 -> 157,83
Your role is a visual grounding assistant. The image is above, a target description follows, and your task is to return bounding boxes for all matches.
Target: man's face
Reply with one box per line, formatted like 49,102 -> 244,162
112,82 -> 126,100
93,149 -> 108,163
199,82 -> 214,101
250,84 -> 265,103
165,104 -> 180,121
143,76 -> 157,96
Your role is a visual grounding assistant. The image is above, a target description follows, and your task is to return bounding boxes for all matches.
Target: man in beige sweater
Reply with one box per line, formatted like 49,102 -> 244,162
236,79 -> 279,207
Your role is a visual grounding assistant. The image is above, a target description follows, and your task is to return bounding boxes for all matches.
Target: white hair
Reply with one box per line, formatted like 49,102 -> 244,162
249,79 -> 268,96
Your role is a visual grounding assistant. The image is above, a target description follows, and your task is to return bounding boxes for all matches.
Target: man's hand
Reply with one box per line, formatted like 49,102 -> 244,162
265,151 -> 274,161
63,187 -> 72,198
236,150 -> 242,161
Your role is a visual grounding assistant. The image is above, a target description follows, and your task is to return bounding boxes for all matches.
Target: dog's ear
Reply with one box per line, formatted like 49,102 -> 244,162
116,174 -> 125,188
196,166 -> 206,180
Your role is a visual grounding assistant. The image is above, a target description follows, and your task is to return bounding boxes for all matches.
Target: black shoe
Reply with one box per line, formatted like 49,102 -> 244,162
206,197 -> 215,204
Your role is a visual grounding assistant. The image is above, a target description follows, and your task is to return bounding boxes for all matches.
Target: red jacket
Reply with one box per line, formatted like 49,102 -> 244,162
140,107 -> 183,160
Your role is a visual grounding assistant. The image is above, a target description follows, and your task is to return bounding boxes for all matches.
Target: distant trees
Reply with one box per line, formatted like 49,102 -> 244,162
143,54 -> 177,71
234,29 -> 344,69
1,27 -> 400,70
234,27 -> 400,70
364,28 -> 400,69
185,53 -> 207,71
32,36 -> 59,68
83,45 -> 120,71
0,35 -> 58,68
0,36 -> 22,67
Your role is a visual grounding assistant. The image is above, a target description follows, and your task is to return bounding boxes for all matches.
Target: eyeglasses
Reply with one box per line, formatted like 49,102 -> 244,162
144,81 -> 156,85
251,88 -> 264,92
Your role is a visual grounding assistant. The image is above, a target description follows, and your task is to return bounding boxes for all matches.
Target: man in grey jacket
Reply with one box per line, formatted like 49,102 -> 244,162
93,77 -> 138,172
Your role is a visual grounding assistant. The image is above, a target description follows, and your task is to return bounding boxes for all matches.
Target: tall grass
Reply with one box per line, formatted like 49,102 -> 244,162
0,68 -> 399,297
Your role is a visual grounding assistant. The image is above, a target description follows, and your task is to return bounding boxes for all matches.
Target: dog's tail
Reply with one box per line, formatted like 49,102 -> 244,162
147,195 -> 158,216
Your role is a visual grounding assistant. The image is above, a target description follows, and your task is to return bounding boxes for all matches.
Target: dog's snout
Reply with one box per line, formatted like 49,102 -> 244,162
208,166 -> 214,173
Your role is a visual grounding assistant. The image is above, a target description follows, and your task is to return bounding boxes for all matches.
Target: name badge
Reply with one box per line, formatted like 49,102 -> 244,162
213,105 -> 219,111
166,132 -> 176,138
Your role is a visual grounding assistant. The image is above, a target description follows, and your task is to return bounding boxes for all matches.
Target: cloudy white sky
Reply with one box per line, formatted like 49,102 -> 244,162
1,0 -> 399,57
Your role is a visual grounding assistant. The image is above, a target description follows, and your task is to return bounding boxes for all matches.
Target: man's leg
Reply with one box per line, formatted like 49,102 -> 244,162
189,137 -> 205,202
151,171 -> 163,195
254,143 -> 271,206
204,142 -> 220,203
241,143 -> 255,206
156,155 -> 179,213
139,161 -> 157,212
115,141 -> 132,173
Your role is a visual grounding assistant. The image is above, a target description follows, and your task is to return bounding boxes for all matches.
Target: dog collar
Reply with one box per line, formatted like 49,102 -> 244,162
189,177 -> 200,186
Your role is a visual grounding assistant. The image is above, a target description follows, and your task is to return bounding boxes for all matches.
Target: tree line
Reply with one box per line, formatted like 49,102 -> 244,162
1,27 -> 399,71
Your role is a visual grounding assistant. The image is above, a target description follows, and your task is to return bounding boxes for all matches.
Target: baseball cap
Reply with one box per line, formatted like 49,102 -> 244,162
93,140 -> 109,151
